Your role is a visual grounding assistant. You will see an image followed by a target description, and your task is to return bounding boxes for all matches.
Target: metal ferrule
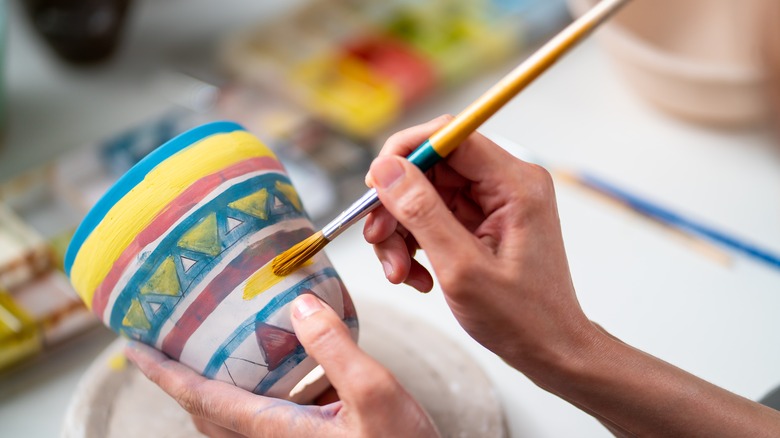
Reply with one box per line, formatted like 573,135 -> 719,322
322,188 -> 381,241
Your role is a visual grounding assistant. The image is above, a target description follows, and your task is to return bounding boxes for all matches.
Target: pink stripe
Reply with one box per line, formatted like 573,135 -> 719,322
91,156 -> 284,317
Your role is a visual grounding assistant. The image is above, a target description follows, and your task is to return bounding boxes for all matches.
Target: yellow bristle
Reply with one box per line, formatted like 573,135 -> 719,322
271,232 -> 328,276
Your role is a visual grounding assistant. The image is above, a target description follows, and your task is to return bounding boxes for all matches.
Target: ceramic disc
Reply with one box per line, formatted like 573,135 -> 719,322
62,300 -> 507,437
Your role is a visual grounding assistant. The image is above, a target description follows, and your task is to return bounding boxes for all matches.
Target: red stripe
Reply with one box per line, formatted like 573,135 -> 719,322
91,156 -> 284,317
161,227 -> 314,360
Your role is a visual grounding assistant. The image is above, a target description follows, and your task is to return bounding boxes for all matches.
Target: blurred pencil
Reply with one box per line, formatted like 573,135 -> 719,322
557,170 -> 780,270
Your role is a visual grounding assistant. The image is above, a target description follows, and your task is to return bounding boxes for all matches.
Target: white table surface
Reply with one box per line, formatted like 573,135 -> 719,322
3,0 -> 780,437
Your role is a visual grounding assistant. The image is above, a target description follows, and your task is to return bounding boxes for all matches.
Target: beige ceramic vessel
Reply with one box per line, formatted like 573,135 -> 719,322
568,0 -> 772,127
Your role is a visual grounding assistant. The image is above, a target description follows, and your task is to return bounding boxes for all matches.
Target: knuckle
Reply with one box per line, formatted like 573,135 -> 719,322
397,187 -> 438,227
142,364 -> 164,387
351,367 -> 400,405
304,315 -> 347,351
175,380 -> 211,418
436,114 -> 455,124
437,257 -> 478,293
174,386 -> 201,416
512,163 -> 554,207
528,164 -> 554,195
383,131 -> 407,151
436,266 -> 460,292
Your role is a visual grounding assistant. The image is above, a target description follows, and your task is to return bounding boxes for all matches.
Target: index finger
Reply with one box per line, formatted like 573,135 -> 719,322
365,115 -> 453,187
378,114 -> 455,158
369,115 -> 523,187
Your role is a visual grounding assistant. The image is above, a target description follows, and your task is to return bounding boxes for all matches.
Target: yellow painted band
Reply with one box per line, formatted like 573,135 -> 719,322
70,131 -> 275,306
242,258 -> 314,301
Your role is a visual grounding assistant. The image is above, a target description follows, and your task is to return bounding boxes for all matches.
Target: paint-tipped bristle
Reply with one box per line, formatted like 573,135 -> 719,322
272,231 -> 328,276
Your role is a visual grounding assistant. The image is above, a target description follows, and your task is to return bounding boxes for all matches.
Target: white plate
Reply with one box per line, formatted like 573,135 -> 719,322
63,300 -> 507,438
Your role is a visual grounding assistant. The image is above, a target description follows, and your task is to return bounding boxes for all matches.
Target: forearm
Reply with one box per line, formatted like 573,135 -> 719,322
519,324 -> 780,437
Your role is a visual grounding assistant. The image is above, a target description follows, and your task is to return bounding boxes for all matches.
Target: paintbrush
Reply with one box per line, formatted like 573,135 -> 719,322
272,0 -> 632,276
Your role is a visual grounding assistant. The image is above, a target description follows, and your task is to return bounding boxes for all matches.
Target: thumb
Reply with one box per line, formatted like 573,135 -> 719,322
290,294 -> 392,404
369,155 -> 479,268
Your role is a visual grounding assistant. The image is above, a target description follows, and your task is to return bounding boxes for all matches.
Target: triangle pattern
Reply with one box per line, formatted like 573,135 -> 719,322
226,216 -> 244,233
228,189 -> 269,220
224,357 -> 268,390
177,213 -> 221,256
149,301 -> 162,315
341,285 -> 357,321
180,255 -> 197,273
273,196 -> 284,209
141,256 -> 181,296
255,323 -> 300,371
123,299 -> 151,330
274,181 -> 303,212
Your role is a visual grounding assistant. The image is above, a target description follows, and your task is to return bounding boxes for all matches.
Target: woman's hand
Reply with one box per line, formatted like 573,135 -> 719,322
364,115 -> 597,372
126,294 -> 439,438
364,116 -> 780,438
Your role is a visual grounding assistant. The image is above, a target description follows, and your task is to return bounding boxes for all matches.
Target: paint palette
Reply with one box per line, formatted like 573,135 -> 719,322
0,204 -> 49,291
0,173 -> 98,373
222,0 -> 569,138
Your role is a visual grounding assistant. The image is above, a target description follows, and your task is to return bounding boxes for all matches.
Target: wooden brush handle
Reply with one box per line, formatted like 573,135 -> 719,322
405,0 -> 631,172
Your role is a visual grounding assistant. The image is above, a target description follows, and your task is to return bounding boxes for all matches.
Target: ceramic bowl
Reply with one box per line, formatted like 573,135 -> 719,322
65,122 -> 358,402
568,0 -> 771,126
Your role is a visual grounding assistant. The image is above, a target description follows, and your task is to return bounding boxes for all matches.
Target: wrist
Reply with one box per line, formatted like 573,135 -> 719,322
510,319 -> 615,391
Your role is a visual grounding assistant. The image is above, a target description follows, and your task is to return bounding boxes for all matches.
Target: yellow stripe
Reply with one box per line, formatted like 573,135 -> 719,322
70,131 -> 275,307
242,263 -> 286,301
242,258 -> 314,301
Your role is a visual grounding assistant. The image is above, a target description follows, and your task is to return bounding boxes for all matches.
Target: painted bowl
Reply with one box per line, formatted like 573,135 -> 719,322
65,122 -> 358,402
568,0 -> 771,127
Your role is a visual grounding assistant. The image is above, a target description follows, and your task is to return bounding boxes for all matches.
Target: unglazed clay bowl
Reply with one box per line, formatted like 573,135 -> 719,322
65,122 -> 357,402
568,0 -> 771,127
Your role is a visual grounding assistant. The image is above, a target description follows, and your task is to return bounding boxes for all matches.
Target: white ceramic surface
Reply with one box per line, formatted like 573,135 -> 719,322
62,301 -> 507,438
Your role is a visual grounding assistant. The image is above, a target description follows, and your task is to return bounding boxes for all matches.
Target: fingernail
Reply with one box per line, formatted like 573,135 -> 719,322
293,294 -> 323,320
371,157 -> 405,189
381,259 -> 394,278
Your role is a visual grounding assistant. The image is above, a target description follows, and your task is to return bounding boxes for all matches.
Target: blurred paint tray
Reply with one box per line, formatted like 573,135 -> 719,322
0,176 -> 98,373
221,0 -> 569,138
0,271 -> 99,373
0,203 -> 50,291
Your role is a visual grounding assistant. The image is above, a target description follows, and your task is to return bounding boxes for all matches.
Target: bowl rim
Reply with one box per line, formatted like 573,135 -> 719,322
64,121 -> 245,276
567,0 -> 764,83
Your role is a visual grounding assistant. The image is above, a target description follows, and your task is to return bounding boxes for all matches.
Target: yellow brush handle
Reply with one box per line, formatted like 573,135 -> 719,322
428,0 -> 631,157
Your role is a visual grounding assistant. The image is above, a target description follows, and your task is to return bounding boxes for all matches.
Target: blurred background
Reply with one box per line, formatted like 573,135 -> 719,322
2,0 -> 780,437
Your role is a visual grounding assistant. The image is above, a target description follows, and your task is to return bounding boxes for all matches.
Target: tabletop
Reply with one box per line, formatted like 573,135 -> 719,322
2,0 -> 780,437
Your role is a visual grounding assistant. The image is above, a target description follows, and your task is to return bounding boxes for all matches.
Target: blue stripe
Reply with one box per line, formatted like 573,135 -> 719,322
202,268 -> 338,380
65,121 -> 246,276
254,346 -> 308,394
406,139 -> 443,172
107,173 -> 306,337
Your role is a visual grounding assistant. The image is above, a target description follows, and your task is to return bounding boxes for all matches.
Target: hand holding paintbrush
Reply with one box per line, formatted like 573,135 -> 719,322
272,0 -> 632,276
